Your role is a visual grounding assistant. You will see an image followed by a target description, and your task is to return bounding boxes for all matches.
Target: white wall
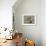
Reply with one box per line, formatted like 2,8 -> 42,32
40,0 -> 46,46
13,0 -> 41,46
0,0 -> 16,30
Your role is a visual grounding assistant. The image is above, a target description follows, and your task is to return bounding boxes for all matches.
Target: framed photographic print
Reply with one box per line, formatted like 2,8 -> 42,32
22,13 -> 36,25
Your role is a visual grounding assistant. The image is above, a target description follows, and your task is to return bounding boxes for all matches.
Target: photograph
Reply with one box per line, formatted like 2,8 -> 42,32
0,0 -> 45,46
22,14 -> 36,25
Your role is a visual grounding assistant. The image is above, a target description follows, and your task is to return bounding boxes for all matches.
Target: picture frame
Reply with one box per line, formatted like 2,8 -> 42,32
22,13 -> 36,25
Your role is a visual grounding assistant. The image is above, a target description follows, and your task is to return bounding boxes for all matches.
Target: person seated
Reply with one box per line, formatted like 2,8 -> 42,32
15,33 -> 22,46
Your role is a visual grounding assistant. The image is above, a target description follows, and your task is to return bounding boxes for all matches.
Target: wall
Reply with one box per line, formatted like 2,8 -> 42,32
40,0 -> 46,46
0,0 -> 16,30
13,0 -> 41,46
